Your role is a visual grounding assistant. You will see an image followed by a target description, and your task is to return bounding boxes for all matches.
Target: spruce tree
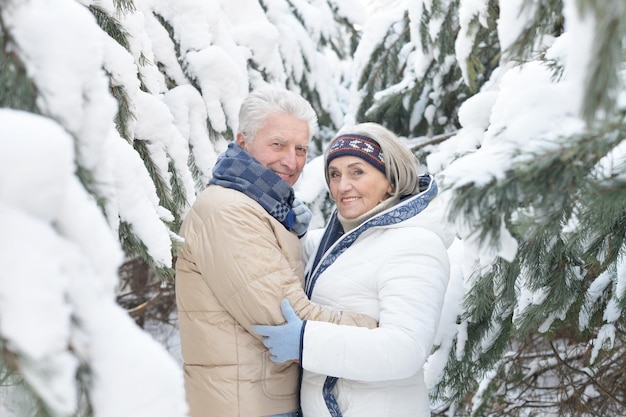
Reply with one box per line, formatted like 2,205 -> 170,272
423,1 -> 626,415
0,1 -> 366,414
349,0 -> 499,144
258,0 -> 365,155
349,1 -> 626,415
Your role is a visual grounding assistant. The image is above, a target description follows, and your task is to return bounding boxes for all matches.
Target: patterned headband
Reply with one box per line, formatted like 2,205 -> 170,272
326,134 -> 385,174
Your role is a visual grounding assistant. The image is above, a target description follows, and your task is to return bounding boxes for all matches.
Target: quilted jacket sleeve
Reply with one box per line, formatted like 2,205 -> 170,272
190,198 -> 376,336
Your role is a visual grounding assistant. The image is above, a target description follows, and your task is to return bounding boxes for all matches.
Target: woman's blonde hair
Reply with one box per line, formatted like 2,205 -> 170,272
324,122 -> 421,197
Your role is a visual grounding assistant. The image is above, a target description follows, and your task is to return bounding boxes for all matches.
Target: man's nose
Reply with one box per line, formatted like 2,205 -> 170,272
281,148 -> 297,170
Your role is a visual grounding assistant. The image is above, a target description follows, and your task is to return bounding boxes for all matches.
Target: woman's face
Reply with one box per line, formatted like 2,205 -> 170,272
328,155 -> 392,219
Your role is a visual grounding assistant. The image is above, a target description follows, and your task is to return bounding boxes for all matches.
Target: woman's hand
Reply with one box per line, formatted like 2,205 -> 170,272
253,299 -> 304,363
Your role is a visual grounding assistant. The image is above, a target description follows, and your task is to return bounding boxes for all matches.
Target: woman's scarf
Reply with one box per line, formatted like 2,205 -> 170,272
209,142 -> 296,231
303,174 -> 437,417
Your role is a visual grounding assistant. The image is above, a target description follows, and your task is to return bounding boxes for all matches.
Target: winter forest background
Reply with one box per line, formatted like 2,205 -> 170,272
1,0 -> 625,416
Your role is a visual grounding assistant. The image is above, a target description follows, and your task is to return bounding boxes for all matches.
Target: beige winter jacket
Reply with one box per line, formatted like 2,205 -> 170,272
175,184 -> 376,417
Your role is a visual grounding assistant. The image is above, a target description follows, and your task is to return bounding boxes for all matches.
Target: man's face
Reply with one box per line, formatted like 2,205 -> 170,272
237,113 -> 310,186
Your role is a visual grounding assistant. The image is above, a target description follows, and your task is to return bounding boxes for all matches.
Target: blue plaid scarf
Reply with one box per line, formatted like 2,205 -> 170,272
209,142 -> 296,231
304,174 -> 437,417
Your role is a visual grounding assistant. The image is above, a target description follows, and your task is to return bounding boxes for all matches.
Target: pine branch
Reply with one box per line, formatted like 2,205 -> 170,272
0,14 -> 39,112
187,147 -> 208,193
109,83 -> 135,142
167,160 -> 188,228
133,139 -> 178,217
0,339 -> 71,417
505,0 -> 565,61
113,0 -> 136,13
118,220 -> 174,283
579,1 -> 626,125
88,4 -> 131,52
152,12 -> 185,81
355,12 -> 412,129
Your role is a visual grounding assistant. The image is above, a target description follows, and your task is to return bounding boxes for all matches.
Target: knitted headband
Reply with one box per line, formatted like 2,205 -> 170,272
326,134 -> 385,175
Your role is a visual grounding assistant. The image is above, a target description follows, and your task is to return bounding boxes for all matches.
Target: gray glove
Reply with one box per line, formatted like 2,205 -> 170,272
291,198 -> 311,238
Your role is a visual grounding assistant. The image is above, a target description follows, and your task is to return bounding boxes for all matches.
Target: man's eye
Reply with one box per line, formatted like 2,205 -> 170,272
295,147 -> 308,156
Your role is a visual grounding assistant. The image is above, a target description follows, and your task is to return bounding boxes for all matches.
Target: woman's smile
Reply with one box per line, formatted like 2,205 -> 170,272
328,156 -> 392,219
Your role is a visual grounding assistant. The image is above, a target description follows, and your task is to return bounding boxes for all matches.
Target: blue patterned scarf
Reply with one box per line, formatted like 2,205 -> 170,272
209,142 -> 296,231
304,174 -> 437,417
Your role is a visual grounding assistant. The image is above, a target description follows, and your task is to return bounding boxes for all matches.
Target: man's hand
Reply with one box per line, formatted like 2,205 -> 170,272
291,198 -> 312,238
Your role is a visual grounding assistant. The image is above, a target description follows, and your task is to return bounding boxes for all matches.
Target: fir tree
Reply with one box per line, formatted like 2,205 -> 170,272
349,0 -> 499,144
6,0 -> 624,415
420,1 -> 626,415
258,0 -> 365,155
0,1 -> 366,415
346,1 -> 626,415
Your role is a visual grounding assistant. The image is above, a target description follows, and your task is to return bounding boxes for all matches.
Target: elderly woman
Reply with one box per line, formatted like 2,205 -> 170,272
254,122 -> 451,417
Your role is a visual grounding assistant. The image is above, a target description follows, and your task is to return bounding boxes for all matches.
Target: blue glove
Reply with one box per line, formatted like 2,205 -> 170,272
253,299 -> 304,363
291,198 -> 311,238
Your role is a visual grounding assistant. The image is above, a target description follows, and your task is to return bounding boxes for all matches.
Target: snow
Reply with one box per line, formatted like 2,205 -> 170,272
497,0 -> 533,54
0,110 -> 187,417
0,0 -> 613,415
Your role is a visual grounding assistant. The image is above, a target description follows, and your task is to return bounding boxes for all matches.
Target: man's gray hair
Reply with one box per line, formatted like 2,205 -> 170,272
237,86 -> 318,143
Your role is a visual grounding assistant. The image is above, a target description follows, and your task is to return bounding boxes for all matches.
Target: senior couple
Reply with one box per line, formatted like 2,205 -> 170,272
175,86 -> 451,417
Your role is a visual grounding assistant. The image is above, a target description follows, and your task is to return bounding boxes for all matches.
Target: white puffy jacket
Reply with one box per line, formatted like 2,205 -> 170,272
300,186 -> 452,417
